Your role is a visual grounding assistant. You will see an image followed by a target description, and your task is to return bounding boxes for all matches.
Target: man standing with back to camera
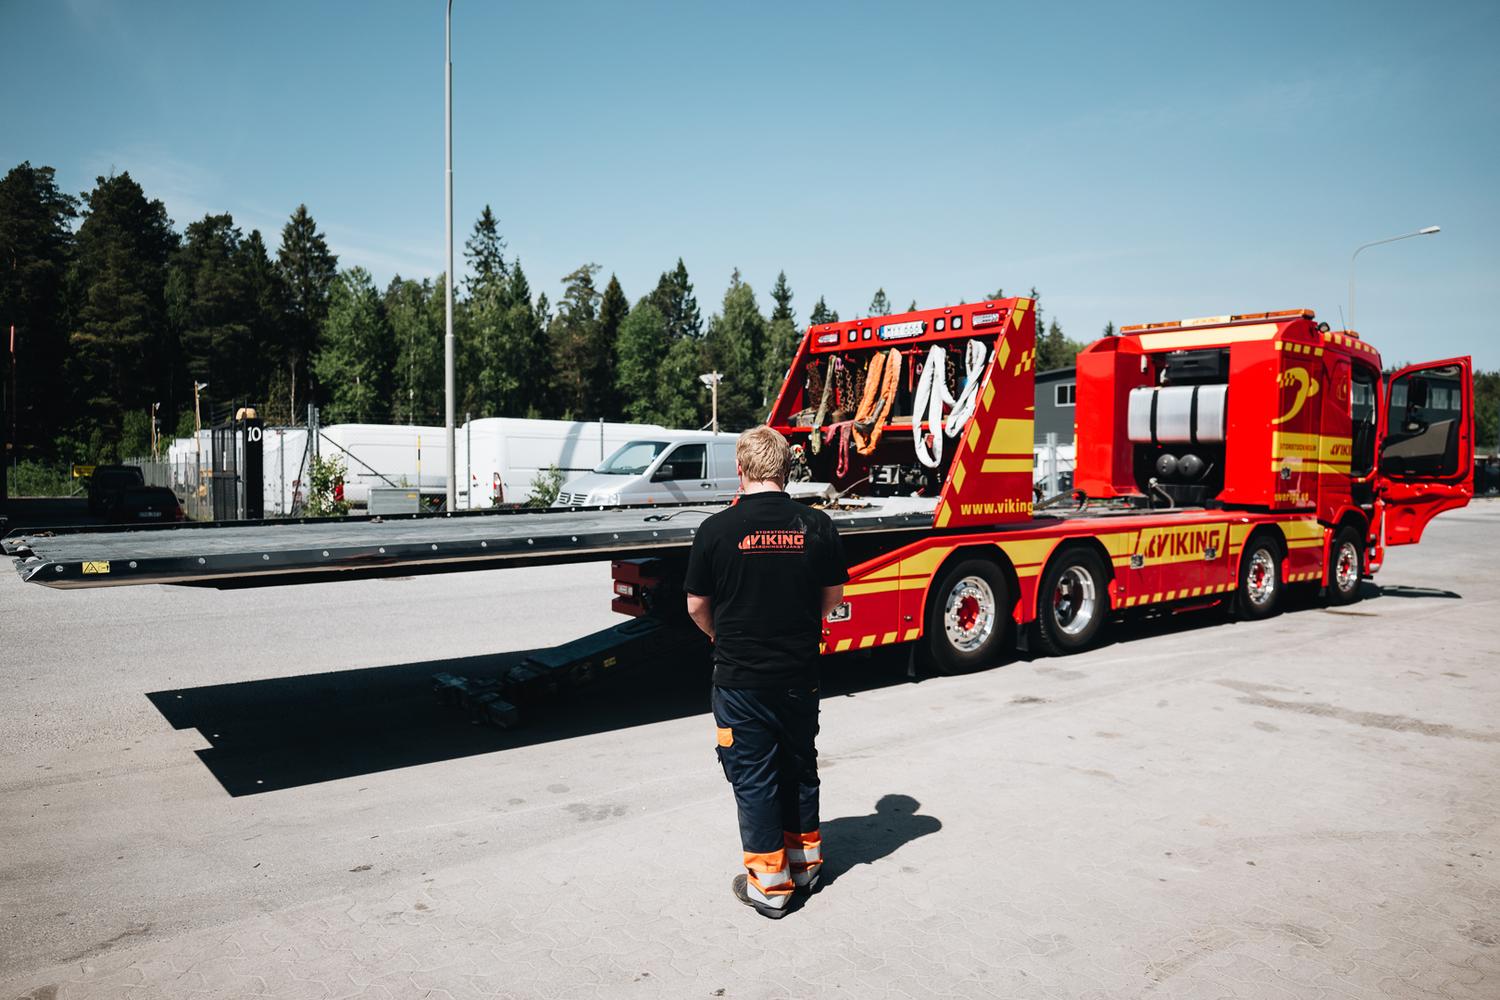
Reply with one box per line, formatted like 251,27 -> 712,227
685,425 -> 848,918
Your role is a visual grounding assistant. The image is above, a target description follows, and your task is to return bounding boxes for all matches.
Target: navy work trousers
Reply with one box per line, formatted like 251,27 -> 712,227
711,684 -> 821,855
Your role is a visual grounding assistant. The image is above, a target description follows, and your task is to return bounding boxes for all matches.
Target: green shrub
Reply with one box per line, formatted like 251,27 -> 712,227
305,454 -> 352,517
523,464 -> 563,508
6,460 -> 78,497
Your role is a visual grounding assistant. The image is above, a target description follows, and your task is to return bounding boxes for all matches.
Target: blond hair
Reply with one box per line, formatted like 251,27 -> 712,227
736,425 -> 791,485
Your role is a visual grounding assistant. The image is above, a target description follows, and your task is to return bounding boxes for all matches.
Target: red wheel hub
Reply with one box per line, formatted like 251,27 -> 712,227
956,595 -> 980,632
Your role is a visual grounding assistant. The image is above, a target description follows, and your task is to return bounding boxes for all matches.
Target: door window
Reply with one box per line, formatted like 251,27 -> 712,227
711,442 -> 738,479
661,444 -> 706,480
1381,364 -> 1465,477
1350,365 -> 1378,477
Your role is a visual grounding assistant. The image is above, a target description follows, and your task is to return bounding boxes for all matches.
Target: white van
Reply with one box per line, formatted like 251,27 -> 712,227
461,418 -> 668,507
554,432 -> 740,507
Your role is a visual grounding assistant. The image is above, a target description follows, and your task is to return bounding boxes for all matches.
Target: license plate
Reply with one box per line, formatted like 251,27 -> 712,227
138,511 -> 162,518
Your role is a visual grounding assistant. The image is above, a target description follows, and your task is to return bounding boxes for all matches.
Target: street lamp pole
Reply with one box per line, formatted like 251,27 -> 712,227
699,372 -> 723,434
443,0 -> 457,512
1348,226 -> 1440,332
193,381 -> 209,498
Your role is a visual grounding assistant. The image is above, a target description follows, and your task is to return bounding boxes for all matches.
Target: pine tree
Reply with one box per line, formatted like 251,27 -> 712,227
0,162 -> 77,461
276,205 -> 338,414
501,261 -> 549,417
508,258 -> 532,309
651,258 -> 702,341
1103,321 -> 1116,337
1036,318 -> 1085,371
467,279 -> 507,415
615,299 -> 671,424
661,336 -> 708,429
315,267 -> 392,423
67,172 -> 178,454
386,276 -> 443,424
762,271 -> 798,409
769,271 -> 794,323
238,230 -> 290,413
907,299 -> 918,312
463,205 -> 507,301
547,264 -> 603,418
868,288 -> 891,317
595,274 -> 629,419
167,214 -> 257,406
705,269 -> 768,429
809,296 -> 838,325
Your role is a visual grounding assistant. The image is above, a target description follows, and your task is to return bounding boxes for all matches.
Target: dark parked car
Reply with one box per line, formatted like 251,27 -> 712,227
87,465 -> 144,515
108,486 -> 185,524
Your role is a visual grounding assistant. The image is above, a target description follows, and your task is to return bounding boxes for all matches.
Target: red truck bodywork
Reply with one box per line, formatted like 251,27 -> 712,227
746,299 -> 1473,659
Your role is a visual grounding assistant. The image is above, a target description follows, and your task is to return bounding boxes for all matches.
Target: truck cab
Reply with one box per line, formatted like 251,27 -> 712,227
1074,310 -> 1473,567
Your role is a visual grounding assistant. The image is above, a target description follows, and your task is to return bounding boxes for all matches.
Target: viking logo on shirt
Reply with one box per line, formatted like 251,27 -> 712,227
739,529 -> 807,552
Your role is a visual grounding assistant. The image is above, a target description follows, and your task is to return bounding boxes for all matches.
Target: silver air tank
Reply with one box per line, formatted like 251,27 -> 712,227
1126,384 -> 1227,445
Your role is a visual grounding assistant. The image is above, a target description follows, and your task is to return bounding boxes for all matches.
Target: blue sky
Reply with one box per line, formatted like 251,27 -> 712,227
3,0 -> 1497,367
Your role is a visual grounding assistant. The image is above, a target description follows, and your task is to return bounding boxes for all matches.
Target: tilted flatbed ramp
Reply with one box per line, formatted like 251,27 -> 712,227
3,500 -> 938,589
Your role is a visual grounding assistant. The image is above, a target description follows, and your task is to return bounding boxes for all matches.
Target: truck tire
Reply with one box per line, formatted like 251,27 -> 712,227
1035,547 -> 1110,656
1234,534 -> 1284,620
1326,525 -> 1364,606
924,557 -> 1011,675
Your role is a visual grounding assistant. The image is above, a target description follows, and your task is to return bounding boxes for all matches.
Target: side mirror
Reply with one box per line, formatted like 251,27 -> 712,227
651,463 -> 676,482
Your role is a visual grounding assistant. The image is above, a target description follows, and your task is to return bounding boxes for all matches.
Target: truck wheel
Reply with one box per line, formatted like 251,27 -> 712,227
924,558 -> 1010,675
1326,525 -> 1364,606
1234,535 -> 1284,620
1035,548 -> 1110,656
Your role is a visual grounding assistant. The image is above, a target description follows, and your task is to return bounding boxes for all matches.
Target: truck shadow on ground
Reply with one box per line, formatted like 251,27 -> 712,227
145,642 -> 915,798
147,582 -> 1462,799
1066,579 -> 1462,654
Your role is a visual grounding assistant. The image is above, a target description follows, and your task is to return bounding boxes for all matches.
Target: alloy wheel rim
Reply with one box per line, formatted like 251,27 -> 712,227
1247,549 -> 1277,607
1052,565 -> 1097,636
1335,541 -> 1359,592
944,576 -> 996,652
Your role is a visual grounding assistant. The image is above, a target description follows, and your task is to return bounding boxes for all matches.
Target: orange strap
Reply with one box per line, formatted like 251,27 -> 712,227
852,349 -> 902,455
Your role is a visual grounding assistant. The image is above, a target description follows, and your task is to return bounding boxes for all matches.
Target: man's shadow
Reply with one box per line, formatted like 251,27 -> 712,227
819,794 -> 941,887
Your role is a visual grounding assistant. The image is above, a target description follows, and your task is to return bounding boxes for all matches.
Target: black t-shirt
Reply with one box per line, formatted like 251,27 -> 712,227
684,491 -> 849,688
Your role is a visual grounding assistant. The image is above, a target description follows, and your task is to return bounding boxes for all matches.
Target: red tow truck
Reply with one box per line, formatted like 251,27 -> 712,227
616,298 -> 1473,671
4,296 -> 1473,718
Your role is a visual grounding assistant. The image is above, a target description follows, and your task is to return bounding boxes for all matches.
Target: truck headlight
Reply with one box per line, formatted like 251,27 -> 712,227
591,491 -> 621,506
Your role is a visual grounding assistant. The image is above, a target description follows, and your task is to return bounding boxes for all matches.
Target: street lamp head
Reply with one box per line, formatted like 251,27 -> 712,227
195,381 -> 209,391
1419,226 -> 1440,235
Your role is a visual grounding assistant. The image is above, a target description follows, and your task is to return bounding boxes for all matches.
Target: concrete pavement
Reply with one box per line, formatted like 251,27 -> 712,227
2,504 -> 1498,999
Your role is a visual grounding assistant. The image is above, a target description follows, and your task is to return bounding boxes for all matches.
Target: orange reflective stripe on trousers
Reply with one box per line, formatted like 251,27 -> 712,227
744,849 -> 793,907
784,829 -> 822,886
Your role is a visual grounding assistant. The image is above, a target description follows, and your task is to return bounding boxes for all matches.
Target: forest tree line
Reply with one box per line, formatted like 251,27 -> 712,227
35,158 -> 1465,473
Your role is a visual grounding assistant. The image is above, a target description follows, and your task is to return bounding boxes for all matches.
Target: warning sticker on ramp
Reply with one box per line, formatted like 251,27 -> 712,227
82,561 -> 110,574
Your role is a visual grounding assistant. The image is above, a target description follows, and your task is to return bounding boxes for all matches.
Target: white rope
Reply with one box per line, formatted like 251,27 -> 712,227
911,341 -> 988,468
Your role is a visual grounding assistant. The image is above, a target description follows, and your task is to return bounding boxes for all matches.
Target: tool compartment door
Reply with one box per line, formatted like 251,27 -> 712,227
1377,356 -> 1473,545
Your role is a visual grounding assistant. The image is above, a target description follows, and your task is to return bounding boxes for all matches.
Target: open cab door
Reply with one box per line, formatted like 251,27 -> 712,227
1376,356 -> 1473,546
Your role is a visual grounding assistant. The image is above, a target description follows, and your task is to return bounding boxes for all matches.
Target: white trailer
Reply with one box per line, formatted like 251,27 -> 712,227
318,424 -> 448,507
458,418 -> 668,508
260,427 -> 310,516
